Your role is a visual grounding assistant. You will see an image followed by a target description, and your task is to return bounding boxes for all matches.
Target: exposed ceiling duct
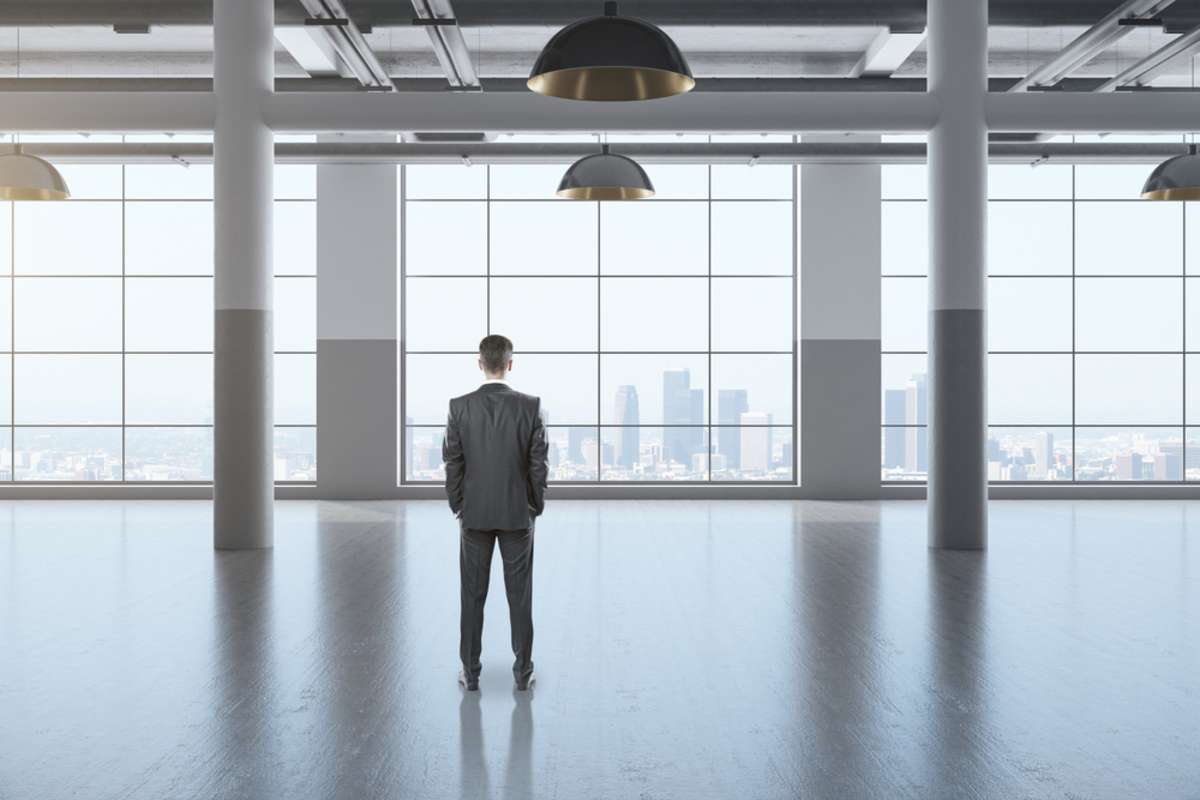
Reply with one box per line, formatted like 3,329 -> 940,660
1094,24 -> 1200,91
411,0 -> 481,90
296,0 -> 394,90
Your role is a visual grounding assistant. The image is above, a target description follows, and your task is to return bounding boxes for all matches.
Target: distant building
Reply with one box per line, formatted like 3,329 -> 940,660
663,369 -> 704,465
883,389 -> 906,468
568,427 -> 591,463
904,374 -> 927,473
718,389 -> 749,469
740,412 -> 772,472
1116,452 -> 1143,481
1154,445 -> 1183,481
1034,432 -> 1054,479
613,385 -> 640,468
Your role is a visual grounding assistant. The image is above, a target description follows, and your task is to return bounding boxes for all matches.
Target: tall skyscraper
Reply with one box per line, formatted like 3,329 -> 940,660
904,373 -> 927,473
718,389 -> 749,470
1116,452 -> 1143,480
1034,431 -> 1054,478
882,389 -> 906,469
568,427 -> 591,463
740,412 -> 773,472
1155,443 -> 1183,481
613,385 -> 640,468
663,369 -> 704,465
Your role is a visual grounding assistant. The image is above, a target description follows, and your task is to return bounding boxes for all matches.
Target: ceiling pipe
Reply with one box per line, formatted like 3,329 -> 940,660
411,0 -> 481,90
13,140 -> 1196,165
1094,24 -> 1200,91
1008,0 -> 1178,92
297,0 -> 394,90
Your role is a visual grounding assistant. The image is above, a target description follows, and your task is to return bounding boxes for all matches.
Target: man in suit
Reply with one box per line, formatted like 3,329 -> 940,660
443,334 -> 548,691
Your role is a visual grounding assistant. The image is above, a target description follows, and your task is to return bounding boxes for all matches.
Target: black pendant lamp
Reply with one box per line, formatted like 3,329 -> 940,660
557,145 -> 655,200
1142,144 -> 1200,200
528,1 -> 694,102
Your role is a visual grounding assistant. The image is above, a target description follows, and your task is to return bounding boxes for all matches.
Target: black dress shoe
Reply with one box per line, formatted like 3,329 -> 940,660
515,671 -> 535,691
458,670 -> 479,691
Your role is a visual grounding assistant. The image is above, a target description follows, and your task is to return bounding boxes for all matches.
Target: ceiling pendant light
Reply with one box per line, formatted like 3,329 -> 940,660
557,145 -> 655,200
528,1 -> 694,102
0,144 -> 71,201
1142,144 -> 1200,200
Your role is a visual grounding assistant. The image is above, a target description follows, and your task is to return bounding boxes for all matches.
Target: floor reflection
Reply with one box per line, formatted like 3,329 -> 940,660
459,692 -> 489,800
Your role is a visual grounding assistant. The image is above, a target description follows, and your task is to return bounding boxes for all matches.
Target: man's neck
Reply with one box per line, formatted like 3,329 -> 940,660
482,375 -> 508,385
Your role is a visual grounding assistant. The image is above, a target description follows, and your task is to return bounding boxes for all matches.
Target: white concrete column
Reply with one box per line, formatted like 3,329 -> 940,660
800,135 -> 882,498
315,136 -> 399,498
927,0 -> 988,549
213,0 -> 274,549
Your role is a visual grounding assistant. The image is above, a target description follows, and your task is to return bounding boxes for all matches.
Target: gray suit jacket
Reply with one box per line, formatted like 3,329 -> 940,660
443,383 -> 549,531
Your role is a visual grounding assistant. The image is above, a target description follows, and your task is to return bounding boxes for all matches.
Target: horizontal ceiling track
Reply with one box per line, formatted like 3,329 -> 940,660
14,141 -> 1192,166
1,90 -> 1197,134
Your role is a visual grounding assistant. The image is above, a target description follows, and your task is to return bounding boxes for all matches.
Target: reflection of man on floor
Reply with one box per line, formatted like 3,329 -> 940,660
444,334 -> 548,691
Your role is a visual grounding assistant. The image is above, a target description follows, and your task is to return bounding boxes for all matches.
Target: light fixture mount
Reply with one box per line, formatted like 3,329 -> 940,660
527,2 -> 694,102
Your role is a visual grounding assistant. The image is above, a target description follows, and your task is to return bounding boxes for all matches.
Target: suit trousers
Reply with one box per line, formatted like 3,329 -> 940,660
459,522 -> 535,682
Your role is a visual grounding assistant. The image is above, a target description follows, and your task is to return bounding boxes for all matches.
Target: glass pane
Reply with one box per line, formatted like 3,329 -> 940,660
13,427 -> 122,481
275,427 -> 317,481
711,202 -> 792,275
404,353 -> 484,424
640,164 -> 707,199
490,277 -> 598,351
275,353 -> 316,425
989,277 -> 1072,352
1187,354 -> 1200,425
714,426 -> 793,481
1187,427 -> 1200,480
881,165 -> 926,200
1075,427 -> 1184,481
0,426 -> 9,480
546,426 -> 599,481
1185,204 -> 1200,275
14,202 -> 122,275
126,355 -> 213,425
274,202 -> 316,276
881,277 -> 926,351
403,426 -> 446,482
405,164 -> 487,199
1076,354 -> 1182,425
125,427 -> 213,481
489,165 -> 573,199
711,277 -> 792,351
125,202 -> 213,275
710,164 -> 792,199
600,427 -> 708,480
508,353 -> 598,426
124,165 -> 213,199
1076,277 -> 1182,351
986,427 -> 1073,481
405,202 -> 486,275
125,277 -> 213,352
1186,277 -> 1200,349
405,277 -> 486,351
0,354 -> 10,423
55,165 -> 122,200
988,202 -> 1072,276
15,355 -> 122,424
14,277 -> 122,351
1076,202 -> 1181,275
988,354 -> 1072,425
880,426 -> 927,480
987,164 -> 1072,199
881,354 -> 927,421
711,353 -> 793,426
601,354 -> 708,425
601,277 -> 707,351
275,277 -> 316,352
1075,165 -> 1161,199
490,202 -> 598,275
274,166 -> 316,200
601,202 -> 707,275
0,202 -> 10,274
881,202 -> 927,275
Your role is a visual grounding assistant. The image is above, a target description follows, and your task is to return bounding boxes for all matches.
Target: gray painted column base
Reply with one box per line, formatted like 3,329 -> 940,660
316,339 -> 398,499
214,308 -> 274,550
801,339 -> 881,498
928,309 -> 987,550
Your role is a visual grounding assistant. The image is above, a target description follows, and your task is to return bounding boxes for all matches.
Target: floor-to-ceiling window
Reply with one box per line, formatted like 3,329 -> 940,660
0,134 -> 316,482
882,139 -> 1195,482
400,135 -> 797,484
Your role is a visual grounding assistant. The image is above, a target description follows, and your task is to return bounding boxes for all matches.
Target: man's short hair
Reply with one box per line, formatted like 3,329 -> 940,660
479,334 -> 514,374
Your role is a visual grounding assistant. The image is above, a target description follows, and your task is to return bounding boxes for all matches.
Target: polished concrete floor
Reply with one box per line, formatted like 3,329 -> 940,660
1,500 -> 1198,800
